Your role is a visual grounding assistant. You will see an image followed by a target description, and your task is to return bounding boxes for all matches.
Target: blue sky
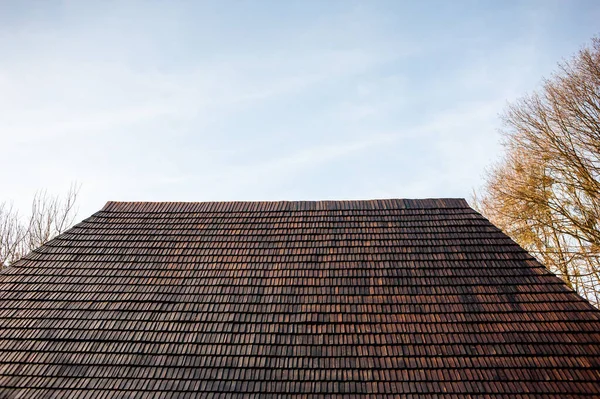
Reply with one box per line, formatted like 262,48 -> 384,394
1,1 -> 599,219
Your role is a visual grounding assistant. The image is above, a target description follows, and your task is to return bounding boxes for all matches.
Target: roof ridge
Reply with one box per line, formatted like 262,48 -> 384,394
101,198 -> 470,213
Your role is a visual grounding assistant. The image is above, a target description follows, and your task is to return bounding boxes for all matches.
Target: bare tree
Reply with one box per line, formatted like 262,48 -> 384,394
0,203 -> 24,268
0,184 -> 79,268
474,37 -> 600,306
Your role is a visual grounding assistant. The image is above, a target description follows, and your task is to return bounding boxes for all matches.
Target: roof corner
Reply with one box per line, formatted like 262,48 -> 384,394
100,201 -> 119,212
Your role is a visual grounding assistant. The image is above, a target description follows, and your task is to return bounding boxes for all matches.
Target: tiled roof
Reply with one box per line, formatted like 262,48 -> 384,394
1,198 -> 600,398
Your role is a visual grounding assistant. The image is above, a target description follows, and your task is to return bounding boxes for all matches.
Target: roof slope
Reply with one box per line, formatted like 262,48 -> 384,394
1,198 -> 600,398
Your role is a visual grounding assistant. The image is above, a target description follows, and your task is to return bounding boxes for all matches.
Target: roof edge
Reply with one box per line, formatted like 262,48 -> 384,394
100,198 -> 470,213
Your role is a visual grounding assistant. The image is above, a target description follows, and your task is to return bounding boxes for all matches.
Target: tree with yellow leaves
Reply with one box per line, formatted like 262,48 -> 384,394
475,37 -> 600,306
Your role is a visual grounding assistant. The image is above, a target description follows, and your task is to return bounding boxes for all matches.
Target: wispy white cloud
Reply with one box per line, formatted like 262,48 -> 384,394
0,0 -> 598,218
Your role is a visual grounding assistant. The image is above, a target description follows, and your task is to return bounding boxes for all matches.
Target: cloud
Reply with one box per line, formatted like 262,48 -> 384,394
1,0 -> 598,219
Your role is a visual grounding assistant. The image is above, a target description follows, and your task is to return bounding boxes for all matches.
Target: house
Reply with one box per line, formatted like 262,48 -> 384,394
1,199 -> 599,398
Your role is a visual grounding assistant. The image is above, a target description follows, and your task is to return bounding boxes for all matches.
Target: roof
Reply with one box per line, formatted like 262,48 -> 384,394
1,198 -> 600,398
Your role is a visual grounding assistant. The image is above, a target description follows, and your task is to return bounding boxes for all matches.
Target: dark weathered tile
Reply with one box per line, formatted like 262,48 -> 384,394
0,199 -> 599,397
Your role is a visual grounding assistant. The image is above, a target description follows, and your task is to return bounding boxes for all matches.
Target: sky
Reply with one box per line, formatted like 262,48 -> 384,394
0,0 -> 599,221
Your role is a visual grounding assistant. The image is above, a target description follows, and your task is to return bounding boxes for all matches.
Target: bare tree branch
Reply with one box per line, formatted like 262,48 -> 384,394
0,184 -> 80,268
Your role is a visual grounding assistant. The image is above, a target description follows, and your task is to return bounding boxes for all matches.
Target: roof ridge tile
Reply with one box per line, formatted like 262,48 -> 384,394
100,198 -> 470,213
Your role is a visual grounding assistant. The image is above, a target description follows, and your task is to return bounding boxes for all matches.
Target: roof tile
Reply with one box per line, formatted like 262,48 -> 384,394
0,198 -> 599,397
